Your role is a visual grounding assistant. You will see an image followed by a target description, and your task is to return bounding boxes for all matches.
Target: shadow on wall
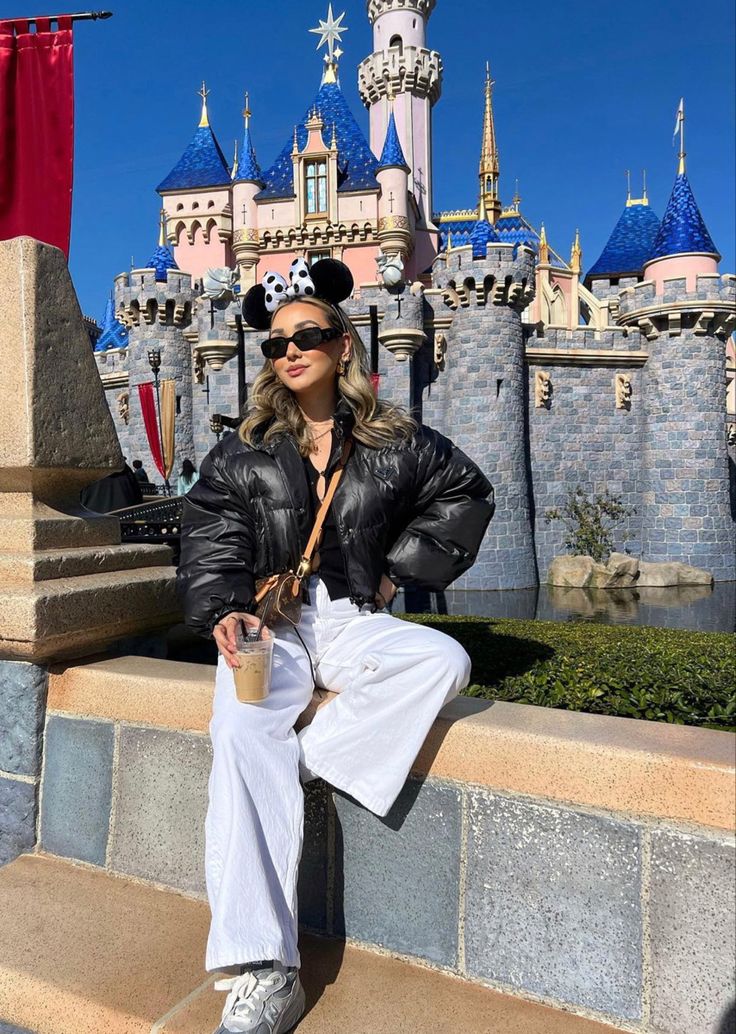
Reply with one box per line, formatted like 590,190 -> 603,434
717,999 -> 736,1034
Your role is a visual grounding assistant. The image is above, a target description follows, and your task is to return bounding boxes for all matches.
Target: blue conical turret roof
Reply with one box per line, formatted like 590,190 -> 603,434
377,110 -> 409,171
255,80 -> 379,200
95,298 -> 129,352
146,241 -> 178,282
234,121 -> 263,184
585,201 -> 660,280
648,172 -> 718,261
157,101 -> 231,192
470,217 -> 498,258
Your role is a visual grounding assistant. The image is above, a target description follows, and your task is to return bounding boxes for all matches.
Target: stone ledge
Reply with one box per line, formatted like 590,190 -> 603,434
0,854 -> 625,1034
47,655 -> 736,831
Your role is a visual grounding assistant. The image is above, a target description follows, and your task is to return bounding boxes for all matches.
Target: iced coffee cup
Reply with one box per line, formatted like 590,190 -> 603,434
233,624 -> 273,703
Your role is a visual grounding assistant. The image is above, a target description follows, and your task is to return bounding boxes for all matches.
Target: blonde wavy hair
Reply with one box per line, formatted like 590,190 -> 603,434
238,296 -> 418,457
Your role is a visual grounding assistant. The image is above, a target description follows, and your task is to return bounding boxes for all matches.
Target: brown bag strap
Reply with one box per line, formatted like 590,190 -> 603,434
298,437 -> 353,576
254,438 -> 353,605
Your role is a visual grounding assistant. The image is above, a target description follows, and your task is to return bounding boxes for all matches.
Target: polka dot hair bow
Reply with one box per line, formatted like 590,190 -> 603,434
241,256 -> 355,331
262,258 -> 316,312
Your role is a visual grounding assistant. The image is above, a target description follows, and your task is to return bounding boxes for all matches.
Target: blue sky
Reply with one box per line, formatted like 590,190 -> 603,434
4,0 -> 732,318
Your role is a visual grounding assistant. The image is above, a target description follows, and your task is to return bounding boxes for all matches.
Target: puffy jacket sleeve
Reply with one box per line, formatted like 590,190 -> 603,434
384,427 -> 495,591
176,445 -> 257,638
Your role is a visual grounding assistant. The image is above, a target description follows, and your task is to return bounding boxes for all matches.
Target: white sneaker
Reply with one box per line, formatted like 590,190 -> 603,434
212,961 -> 305,1033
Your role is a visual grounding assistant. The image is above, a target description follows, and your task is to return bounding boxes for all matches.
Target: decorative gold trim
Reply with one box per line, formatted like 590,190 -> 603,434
233,228 -> 259,245
378,215 -> 410,231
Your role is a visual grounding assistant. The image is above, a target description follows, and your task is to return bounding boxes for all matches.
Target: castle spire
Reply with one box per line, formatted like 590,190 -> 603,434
198,80 -> 210,128
479,62 -> 501,224
570,229 -> 582,274
234,91 -> 263,184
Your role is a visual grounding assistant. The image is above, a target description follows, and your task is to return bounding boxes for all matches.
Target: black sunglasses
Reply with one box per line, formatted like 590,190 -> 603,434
261,325 -> 342,361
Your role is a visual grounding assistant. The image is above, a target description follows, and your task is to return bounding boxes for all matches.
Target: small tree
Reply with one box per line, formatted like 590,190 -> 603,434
544,487 -> 636,563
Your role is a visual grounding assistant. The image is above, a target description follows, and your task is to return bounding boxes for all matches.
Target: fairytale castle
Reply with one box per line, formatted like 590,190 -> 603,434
92,0 -> 736,588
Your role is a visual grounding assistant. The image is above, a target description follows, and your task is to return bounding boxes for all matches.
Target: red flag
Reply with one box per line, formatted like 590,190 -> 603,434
137,382 -> 166,480
0,17 -> 74,256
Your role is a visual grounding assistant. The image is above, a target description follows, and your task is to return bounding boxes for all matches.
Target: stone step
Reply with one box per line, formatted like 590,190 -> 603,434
0,854 -> 625,1034
0,542 -> 173,585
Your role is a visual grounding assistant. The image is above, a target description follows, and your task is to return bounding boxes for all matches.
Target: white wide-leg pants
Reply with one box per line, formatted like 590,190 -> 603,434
204,574 -> 472,972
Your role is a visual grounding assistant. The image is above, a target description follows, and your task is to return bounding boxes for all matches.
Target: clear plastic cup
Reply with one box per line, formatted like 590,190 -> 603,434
232,624 -> 273,703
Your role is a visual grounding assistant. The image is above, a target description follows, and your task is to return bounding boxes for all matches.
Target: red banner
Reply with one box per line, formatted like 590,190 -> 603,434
0,18 -> 74,256
137,382 -> 166,480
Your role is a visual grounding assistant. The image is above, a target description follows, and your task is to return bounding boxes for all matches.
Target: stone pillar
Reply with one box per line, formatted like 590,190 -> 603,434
0,237 -> 180,864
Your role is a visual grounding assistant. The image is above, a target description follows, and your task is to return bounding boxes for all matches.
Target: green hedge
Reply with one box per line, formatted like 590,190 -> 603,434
399,614 -> 736,733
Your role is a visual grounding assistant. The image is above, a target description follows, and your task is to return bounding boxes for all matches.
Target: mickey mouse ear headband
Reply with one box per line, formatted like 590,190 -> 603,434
241,256 -> 354,331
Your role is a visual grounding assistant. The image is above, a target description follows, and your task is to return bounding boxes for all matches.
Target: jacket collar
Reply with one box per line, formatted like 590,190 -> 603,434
254,394 -> 355,454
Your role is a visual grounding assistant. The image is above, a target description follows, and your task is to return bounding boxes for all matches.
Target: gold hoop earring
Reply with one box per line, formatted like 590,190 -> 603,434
336,355 -> 350,376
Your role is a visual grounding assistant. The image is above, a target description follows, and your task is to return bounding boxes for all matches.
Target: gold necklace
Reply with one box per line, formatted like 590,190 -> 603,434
309,425 -> 333,444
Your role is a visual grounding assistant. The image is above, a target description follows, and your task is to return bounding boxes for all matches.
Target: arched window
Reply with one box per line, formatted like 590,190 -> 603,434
389,34 -> 403,54
305,160 -> 327,215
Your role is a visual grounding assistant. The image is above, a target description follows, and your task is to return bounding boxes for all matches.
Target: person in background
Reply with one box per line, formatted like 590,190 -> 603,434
80,462 -> 143,513
132,459 -> 150,484
177,458 -> 199,497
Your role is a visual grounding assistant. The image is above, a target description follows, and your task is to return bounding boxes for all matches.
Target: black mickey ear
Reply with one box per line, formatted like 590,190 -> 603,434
309,259 -> 354,305
241,284 -> 272,331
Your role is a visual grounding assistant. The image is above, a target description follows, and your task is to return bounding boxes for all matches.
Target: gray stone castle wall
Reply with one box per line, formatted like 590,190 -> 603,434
524,326 -> 645,582
620,277 -> 736,581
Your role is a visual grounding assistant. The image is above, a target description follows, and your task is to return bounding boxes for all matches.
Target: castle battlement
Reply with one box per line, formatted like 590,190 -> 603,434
432,243 -> 536,310
113,268 -> 195,331
618,273 -> 736,316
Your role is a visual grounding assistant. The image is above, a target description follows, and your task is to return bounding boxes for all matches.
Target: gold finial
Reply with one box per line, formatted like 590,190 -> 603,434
478,192 -> 487,222
158,208 -> 167,248
330,121 -> 338,149
243,91 -> 251,128
231,139 -> 239,180
512,177 -> 521,211
570,228 -> 582,274
197,80 -> 210,127
626,168 -> 631,201
292,124 -> 299,155
642,168 -> 648,201
538,222 -> 549,264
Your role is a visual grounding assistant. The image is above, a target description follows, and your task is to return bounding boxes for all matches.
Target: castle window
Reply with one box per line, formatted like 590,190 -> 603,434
389,34 -> 403,54
207,200 -> 215,209
307,249 -> 331,263
305,160 -> 327,215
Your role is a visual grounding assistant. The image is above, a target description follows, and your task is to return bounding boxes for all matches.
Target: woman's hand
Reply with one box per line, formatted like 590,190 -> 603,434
375,574 -> 398,610
213,611 -> 272,669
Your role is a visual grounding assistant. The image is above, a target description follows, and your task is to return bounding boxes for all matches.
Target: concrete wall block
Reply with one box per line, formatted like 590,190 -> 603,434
333,778 -> 462,967
649,829 -> 736,1034
0,777 -> 36,867
0,661 -> 48,778
110,727 -> 211,894
464,791 -> 642,1019
40,717 -> 114,866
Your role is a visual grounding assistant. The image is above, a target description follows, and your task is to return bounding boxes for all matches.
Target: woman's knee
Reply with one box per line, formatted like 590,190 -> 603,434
422,630 -> 472,691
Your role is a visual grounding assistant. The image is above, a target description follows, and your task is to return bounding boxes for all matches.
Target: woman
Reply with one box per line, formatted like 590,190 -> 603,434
176,458 -> 199,496
177,258 -> 495,1034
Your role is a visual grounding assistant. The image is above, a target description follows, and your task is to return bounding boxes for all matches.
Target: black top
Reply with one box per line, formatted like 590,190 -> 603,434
301,432 -> 350,601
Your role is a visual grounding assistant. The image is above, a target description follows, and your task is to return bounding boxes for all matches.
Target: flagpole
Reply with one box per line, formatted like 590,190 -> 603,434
678,101 -> 686,175
2,11 -> 112,28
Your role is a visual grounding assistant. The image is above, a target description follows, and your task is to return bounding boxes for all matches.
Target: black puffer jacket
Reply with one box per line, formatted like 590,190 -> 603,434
176,398 -> 495,638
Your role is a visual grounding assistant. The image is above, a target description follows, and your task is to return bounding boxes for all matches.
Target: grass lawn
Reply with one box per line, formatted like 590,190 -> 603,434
399,614 -> 736,733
